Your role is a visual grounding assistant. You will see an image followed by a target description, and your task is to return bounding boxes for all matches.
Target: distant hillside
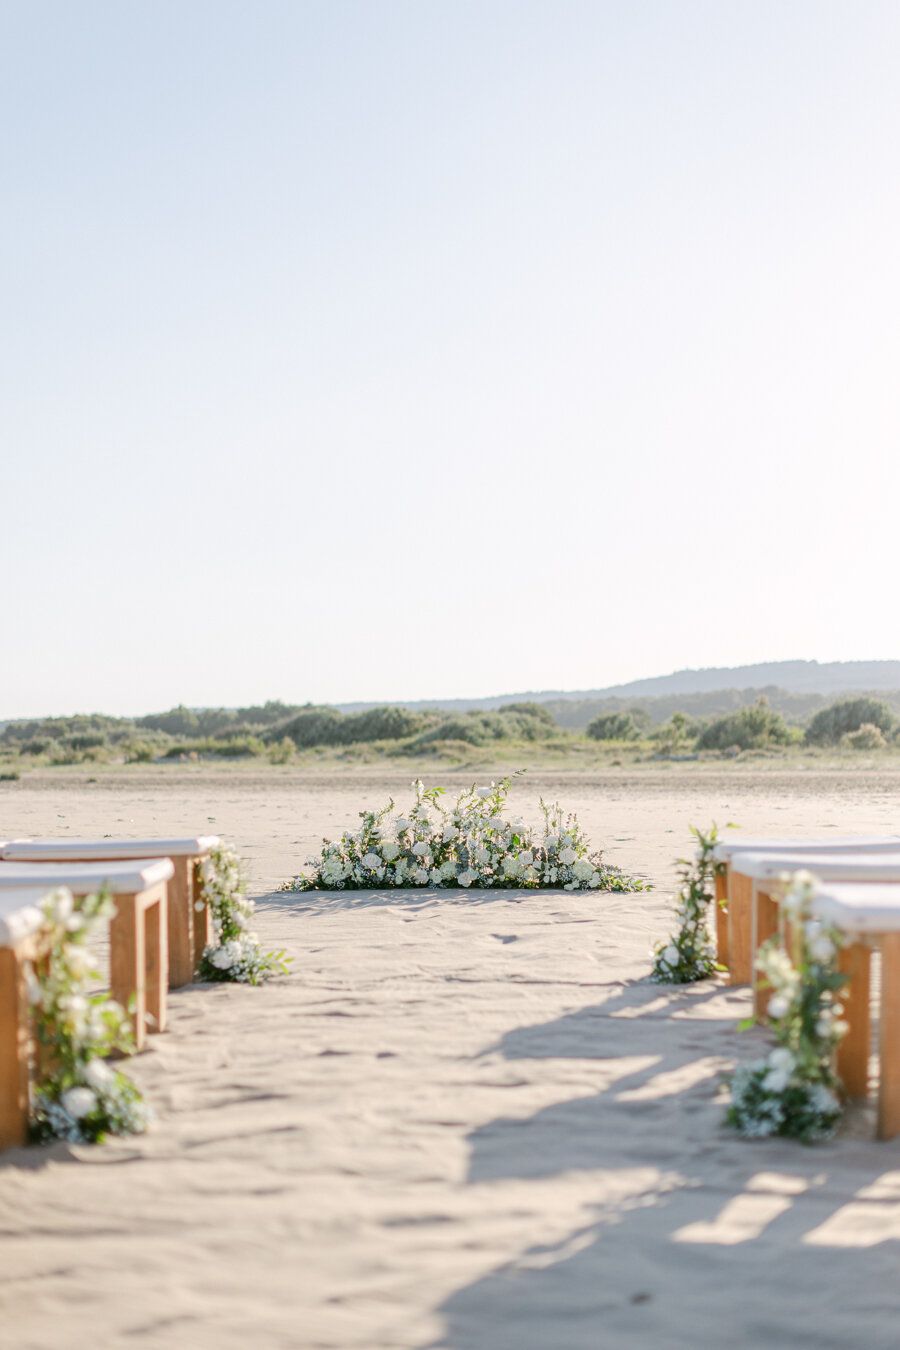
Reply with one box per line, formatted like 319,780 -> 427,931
337,660 -> 900,716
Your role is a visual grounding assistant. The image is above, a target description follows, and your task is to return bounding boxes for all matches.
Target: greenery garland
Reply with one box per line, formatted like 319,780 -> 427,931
197,841 -> 290,985
285,777 -> 646,893
651,824 -> 722,983
726,871 -> 848,1142
28,887 -> 149,1145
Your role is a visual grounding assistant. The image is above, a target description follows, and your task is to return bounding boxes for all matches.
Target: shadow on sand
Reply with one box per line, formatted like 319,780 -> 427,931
429,979 -> 900,1350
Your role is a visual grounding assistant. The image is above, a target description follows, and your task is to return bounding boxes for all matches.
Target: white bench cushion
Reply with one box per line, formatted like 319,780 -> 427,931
0,858 -> 173,894
1,835 -> 219,862
713,835 -> 900,864
731,851 -> 900,883
0,889 -> 48,946
812,883 -> 900,934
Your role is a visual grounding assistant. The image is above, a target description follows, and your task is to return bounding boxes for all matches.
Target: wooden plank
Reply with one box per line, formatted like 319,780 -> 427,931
878,934 -> 900,1139
752,885 -> 781,1019
166,856 -> 194,988
144,885 -> 168,1035
191,860 -> 211,971
837,941 -> 871,1100
728,870 -> 755,985
0,946 -> 30,1149
715,867 -> 729,970
109,895 -> 146,1053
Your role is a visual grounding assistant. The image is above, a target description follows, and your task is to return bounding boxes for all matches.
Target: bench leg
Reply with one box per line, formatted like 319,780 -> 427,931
837,942 -> 871,1100
144,893 -> 168,1035
752,886 -> 780,1020
728,871 -> 754,985
109,896 -> 146,1053
0,947 -> 30,1149
191,860 -> 211,970
715,868 -> 729,971
878,935 -> 900,1140
167,857 -> 195,988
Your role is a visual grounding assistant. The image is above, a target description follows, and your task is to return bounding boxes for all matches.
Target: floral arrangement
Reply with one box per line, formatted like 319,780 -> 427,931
285,778 -> 645,893
28,887 -> 150,1145
726,871 -> 848,1142
197,841 -> 291,985
651,824 -> 722,983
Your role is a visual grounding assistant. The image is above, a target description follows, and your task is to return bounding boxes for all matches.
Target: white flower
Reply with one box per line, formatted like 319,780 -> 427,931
544,835 -> 559,851
361,852 -> 382,870
210,946 -> 235,970
518,850 -> 534,867
84,1059 -> 114,1090
475,846 -> 490,865
809,934 -> 835,963
44,889 -> 73,923
62,1086 -> 98,1119
476,785 -> 493,799
458,869 -> 477,887
395,818 -> 411,831
442,825 -> 458,843
767,1047 -> 795,1072
412,841 -> 430,857
440,860 -> 457,879
413,868 -> 429,885
767,994 -> 791,1020
381,842 -> 399,862
764,1068 -> 791,1094
489,817 -> 505,831
559,847 -> 577,866
662,944 -> 679,967
572,859 -> 594,881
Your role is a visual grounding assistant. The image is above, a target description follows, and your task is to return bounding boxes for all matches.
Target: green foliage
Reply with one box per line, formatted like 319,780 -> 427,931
587,711 -> 643,741
652,824 -> 721,982
162,735 -> 267,759
196,842 -> 291,984
696,698 -> 792,752
650,711 -> 699,754
806,697 -> 895,747
841,722 -> 887,750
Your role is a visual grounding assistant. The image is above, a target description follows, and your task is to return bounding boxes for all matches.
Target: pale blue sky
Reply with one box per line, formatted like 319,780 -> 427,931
2,1 -> 898,717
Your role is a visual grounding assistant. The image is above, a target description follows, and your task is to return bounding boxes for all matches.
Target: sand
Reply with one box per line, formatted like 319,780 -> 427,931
1,767 -> 900,1349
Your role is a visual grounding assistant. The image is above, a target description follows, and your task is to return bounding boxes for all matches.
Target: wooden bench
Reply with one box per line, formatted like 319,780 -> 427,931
1,837 -> 219,987
0,890 -> 49,1149
0,859 -> 172,1051
809,882 -> 900,1140
711,836 -> 900,983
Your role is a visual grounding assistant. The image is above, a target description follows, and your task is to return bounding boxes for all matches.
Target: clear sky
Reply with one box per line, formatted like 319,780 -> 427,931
2,0 -> 898,717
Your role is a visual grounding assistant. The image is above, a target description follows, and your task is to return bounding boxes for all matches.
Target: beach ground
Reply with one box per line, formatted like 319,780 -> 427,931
1,767 -> 899,1349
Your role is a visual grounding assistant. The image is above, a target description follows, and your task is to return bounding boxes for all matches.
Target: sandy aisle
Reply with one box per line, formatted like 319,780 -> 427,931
1,769 -> 900,1348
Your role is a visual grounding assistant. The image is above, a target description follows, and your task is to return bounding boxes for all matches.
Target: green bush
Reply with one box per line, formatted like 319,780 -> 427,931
696,699 -> 792,752
651,712 -> 699,754
162,736 -> 266,759
805,698 -> 895,747
587,711 -> 643,741
841,723 -> 887,750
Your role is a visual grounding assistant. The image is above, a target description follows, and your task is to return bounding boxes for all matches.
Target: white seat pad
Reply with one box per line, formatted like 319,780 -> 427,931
1,835 -> 219,862
732,851 -> 900,883
0,889 -> 48,947
0,858 -> 173,894
812,882 -> 900,934
713,835 -> 900,864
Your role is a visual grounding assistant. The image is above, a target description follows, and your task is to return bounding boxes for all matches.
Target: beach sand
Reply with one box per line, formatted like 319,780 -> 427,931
1,767 -> 899,1348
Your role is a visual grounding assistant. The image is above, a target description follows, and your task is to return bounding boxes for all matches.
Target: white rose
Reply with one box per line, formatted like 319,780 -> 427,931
413,868 -> 429,885
809,935 -> 835,963
662,944 -> 679,967
210,946 -> 235,970
767,995 -> 791,1020
440,861 -> 457,879
518,850 -> 534,867
361,852 -> 381,870
412,841 -> 430,857
442,825 -> 458,843
395,818 -> 411,832
458,869 -> 477,887
84,1059 -> 114,1090
62,1086 -> 98,1119
489,817 -> 505,831
476,785 -> 493,798
544,835 -> 559,851
764,1068 -> 790,1094
559,847 -> 577,866
381,842 -> 399,862
767,1047 -> 795,1071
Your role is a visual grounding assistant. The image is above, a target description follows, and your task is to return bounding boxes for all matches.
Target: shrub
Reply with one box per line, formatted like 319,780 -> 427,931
587,712 -> 643,742
278,708 -> 346,748
696,699 -> 792,752
806,698 -> 895,747
841,723 -> 887,750
651,712 -> 699,754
